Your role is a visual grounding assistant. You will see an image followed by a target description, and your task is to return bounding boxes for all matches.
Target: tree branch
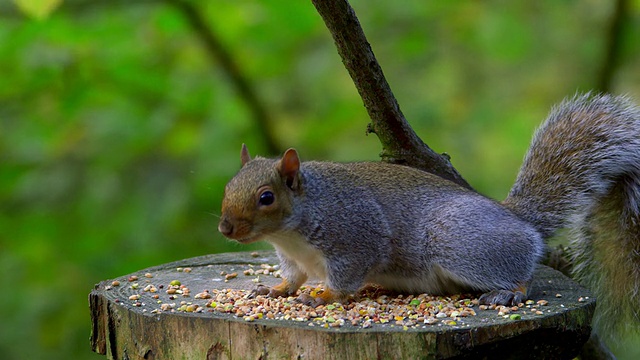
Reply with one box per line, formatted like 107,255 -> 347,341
310,0 -> 472,190
167,0 -> 280,155
596,0 -> 628,93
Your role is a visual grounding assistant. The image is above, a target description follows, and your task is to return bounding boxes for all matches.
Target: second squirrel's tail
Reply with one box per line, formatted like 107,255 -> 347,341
503,93 -> 640,341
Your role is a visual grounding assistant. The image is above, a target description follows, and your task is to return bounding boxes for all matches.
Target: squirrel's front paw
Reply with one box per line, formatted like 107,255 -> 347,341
248,284 -> 269,298
478,289 -> 526,306
295,293 -> 327,307
296,287 -> 350,307
249,284 -> 287,299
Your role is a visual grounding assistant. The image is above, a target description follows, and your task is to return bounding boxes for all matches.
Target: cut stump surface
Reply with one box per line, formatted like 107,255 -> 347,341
90,251 -> 595,359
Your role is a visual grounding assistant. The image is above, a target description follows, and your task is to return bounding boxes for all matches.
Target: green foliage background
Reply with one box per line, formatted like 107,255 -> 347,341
1,0 -> 639,359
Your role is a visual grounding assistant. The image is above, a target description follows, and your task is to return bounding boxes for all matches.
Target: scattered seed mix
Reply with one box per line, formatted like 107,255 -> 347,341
107,263 -> 565,330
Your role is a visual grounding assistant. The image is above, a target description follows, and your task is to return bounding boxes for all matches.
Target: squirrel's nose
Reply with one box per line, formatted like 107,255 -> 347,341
218,219 -> 234,237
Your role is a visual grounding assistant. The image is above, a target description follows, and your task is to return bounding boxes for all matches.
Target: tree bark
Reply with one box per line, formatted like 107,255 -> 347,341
310,0 -> 472,190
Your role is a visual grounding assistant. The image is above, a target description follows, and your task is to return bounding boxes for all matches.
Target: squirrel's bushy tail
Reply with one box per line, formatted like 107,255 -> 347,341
503,93 -> 640,340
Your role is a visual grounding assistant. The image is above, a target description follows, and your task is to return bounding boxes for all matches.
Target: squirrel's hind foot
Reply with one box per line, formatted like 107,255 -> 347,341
478,289 -> 526,306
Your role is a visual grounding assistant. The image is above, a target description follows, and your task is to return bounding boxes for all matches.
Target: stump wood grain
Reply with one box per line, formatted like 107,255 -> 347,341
90,251 -> 595,360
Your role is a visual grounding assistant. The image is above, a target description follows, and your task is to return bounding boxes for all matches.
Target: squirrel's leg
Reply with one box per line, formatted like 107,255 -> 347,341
300,256 -> 368,306
478,282 -> 529,306
252,252 -> 308,298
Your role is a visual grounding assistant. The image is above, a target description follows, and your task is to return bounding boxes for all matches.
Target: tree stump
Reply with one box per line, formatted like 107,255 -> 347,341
90,251 -> 595,359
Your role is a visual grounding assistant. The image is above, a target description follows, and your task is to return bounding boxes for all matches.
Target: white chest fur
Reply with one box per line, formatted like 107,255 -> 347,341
265,231 -> 327,281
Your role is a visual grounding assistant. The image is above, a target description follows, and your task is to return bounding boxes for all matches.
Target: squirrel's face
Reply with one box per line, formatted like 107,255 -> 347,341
218,155 -> 299,244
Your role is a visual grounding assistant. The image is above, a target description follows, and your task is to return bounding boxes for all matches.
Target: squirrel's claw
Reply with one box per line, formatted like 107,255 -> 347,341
248,284 -> 288,299
295,293 -> 326,307
247,284 -> 270,298
478,289 -> 526,306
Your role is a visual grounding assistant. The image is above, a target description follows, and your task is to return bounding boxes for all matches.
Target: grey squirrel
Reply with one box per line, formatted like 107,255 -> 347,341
218,93 -> 640,340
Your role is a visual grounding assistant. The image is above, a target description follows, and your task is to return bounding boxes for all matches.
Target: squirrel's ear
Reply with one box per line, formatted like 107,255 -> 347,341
240,144 -> 252,166
279,148 -> 301,190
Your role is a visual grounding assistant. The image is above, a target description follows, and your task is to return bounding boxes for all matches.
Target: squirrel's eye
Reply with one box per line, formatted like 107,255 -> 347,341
259,191 -> 275,206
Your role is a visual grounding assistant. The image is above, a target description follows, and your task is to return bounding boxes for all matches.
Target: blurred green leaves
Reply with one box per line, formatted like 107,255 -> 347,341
14,0 -> 63,20
0,1 -> 639,359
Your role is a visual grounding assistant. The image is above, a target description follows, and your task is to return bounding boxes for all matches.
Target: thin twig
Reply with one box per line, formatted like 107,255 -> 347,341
167,0 -> 280,155
597,0 -> 628,93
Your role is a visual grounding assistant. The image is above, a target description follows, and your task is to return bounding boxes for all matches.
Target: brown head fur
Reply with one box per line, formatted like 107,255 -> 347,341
218,145 -> 301,244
